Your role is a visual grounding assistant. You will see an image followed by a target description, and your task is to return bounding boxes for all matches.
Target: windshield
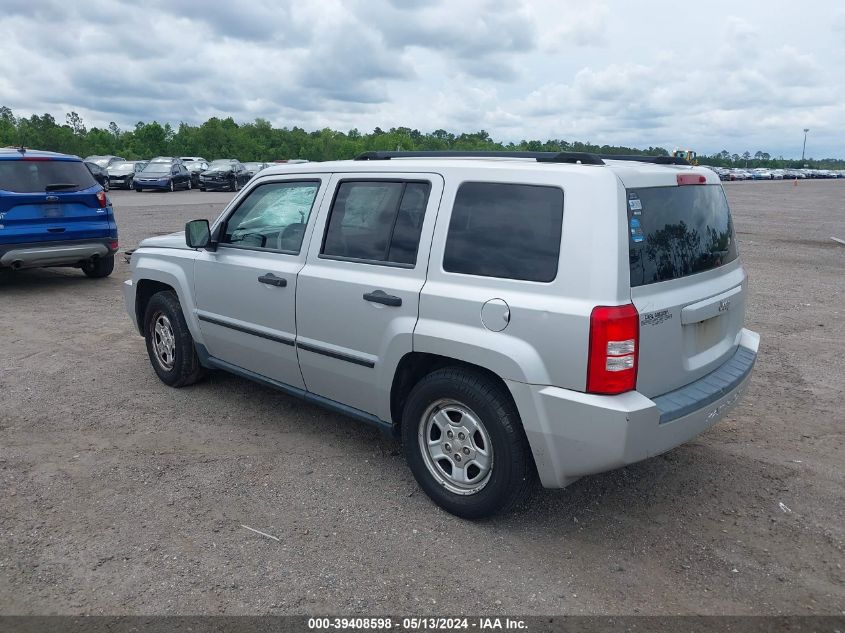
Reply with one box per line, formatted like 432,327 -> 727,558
627,184 -> 738,287
89,157 -> 111,168
141,162 -> 171,175
108,161 -> 134,172
0,159 -> 98,193
208,160 -> 234,170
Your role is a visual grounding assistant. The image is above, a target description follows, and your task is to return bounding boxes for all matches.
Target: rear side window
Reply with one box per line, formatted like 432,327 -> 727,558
0,160 -> 98,193
627,185 -> 738,287
443,182 -> 564,282
321,180 -> 431,265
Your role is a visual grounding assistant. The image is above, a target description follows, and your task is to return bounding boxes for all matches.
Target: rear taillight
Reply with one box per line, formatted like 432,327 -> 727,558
96,190 -> 108,207
108,240 -> 119,251
586,304 -> 639,395
677,174 -> 706,185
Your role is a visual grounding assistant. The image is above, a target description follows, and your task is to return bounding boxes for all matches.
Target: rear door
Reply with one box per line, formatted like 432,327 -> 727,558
625,181 -> 747,397
0,157 -> 108,244
296,174 -> 442,416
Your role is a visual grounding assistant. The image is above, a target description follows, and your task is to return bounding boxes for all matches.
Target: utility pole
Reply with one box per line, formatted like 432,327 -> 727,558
801,128 -> 809,162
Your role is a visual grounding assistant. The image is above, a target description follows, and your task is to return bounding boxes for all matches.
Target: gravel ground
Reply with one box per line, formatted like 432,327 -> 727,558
1,181 -> 843,616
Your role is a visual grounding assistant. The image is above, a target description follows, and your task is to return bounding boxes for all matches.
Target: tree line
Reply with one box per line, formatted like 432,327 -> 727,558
1,106 -> 841,169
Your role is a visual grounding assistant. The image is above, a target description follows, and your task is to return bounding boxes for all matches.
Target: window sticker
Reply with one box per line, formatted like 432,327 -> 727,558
630,216 -> 644,243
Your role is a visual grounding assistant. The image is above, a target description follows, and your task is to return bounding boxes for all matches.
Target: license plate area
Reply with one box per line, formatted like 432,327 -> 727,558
42,204 -> 63,218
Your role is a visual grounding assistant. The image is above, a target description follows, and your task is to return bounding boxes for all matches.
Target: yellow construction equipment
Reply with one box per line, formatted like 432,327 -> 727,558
672,149 -> 698,165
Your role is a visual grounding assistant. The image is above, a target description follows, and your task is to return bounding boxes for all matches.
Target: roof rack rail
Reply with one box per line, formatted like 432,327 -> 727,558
597,154 -> 690,166
354,150 -> 605,165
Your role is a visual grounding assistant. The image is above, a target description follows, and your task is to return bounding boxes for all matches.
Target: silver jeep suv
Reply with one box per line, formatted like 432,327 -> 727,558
123,151 -> 759,518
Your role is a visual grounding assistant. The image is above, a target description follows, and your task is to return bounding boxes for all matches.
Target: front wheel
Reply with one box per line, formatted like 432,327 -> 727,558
135,187 -> 143,192
169,180 -> 175,192
402,367 -> 535,519
81,255 -> 114,278
143,291 -> 206,388
230,178 -> 237,192
103,180 -> 110,192
128,178 -> 134,190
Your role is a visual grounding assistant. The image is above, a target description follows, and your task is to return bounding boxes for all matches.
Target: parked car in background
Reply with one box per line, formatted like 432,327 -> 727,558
84,155 -> 125,169
184,160 -> 209,188
198,159 -> 250,191
0,147 -> 118,277
180,156 -> 207,164
107,160 -> 148,190
242,162 -> 270,178
134,158 -> 192,192
84,161 -> 110,191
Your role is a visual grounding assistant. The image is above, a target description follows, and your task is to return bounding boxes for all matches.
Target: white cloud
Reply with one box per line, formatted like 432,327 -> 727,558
0,0 -> 842,157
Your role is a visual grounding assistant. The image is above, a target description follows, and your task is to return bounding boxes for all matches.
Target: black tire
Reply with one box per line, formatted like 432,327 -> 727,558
199,187 -> 205,192
401,367 -> 535,519
103,180 -> 110,192
230,178 -> 237,192
143,291 -> 206,388
128,178 -> 134,190
81,255 -> 114,278
135,187 -> 143,192
169,180 -> 175,192
186,179 -> 192,190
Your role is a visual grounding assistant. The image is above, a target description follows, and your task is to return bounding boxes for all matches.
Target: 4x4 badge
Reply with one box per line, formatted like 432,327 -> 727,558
719,299 -> 731,312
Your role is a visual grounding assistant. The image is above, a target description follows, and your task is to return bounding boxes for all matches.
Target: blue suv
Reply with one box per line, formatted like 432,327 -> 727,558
0,147 -> 118,278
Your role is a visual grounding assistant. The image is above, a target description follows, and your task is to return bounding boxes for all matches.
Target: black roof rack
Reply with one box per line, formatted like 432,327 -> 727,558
354,150 -> 605,165
597,154 -> 690,166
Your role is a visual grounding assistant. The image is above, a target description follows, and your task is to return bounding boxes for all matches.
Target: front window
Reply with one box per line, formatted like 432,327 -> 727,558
221,181 -> 321,253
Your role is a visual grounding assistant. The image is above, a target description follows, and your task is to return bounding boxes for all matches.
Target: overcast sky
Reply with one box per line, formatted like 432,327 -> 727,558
1,0 -> 843,158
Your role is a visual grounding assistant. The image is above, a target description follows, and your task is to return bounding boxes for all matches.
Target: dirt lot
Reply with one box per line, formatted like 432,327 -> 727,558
1,181 -> 843,616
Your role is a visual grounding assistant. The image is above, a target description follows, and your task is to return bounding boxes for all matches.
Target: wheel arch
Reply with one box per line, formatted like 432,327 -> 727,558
135,279 -> 176,336
389,352 -> 518,430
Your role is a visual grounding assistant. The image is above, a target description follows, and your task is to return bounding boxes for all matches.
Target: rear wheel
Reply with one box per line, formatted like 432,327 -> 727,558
81,255 -> 114,278
230,178 -> 237,192
128,178 -> 134,190
103,180 -> 110,192
402,367 -> 535,519
169,180 -> 175,192
143,291 -> 206,388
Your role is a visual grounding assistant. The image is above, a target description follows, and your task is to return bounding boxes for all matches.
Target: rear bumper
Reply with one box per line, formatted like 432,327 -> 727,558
509,328 -> 760,488
0,238 -> 118,270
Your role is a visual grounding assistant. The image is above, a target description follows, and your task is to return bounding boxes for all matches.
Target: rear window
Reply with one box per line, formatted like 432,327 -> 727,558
627,184 -> 738,287
0,159 -> 98,193
443,182 -> 563,282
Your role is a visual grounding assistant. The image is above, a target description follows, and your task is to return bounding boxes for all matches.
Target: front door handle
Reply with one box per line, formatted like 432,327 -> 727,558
257,273 -> 287,287
363,290 -> 402,307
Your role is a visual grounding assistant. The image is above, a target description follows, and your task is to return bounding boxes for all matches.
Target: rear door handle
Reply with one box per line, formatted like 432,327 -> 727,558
257,273 -> 287,287
363,290 -> 402,307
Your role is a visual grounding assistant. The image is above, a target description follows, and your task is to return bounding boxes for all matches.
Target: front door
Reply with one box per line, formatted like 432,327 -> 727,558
193,176 -> 328,388
296,173 -> 443,418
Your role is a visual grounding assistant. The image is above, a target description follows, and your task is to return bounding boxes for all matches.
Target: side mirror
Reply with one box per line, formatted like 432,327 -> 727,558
185,219 -> 211,249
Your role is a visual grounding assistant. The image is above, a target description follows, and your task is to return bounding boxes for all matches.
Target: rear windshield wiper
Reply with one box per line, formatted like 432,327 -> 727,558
45,183 -> 79,191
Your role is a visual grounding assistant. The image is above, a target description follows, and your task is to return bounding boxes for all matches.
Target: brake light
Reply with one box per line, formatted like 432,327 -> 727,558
586,304 -> 639,394
96,190 -> 108,208
677,173 -> 706,185
108,240 -> 119,251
